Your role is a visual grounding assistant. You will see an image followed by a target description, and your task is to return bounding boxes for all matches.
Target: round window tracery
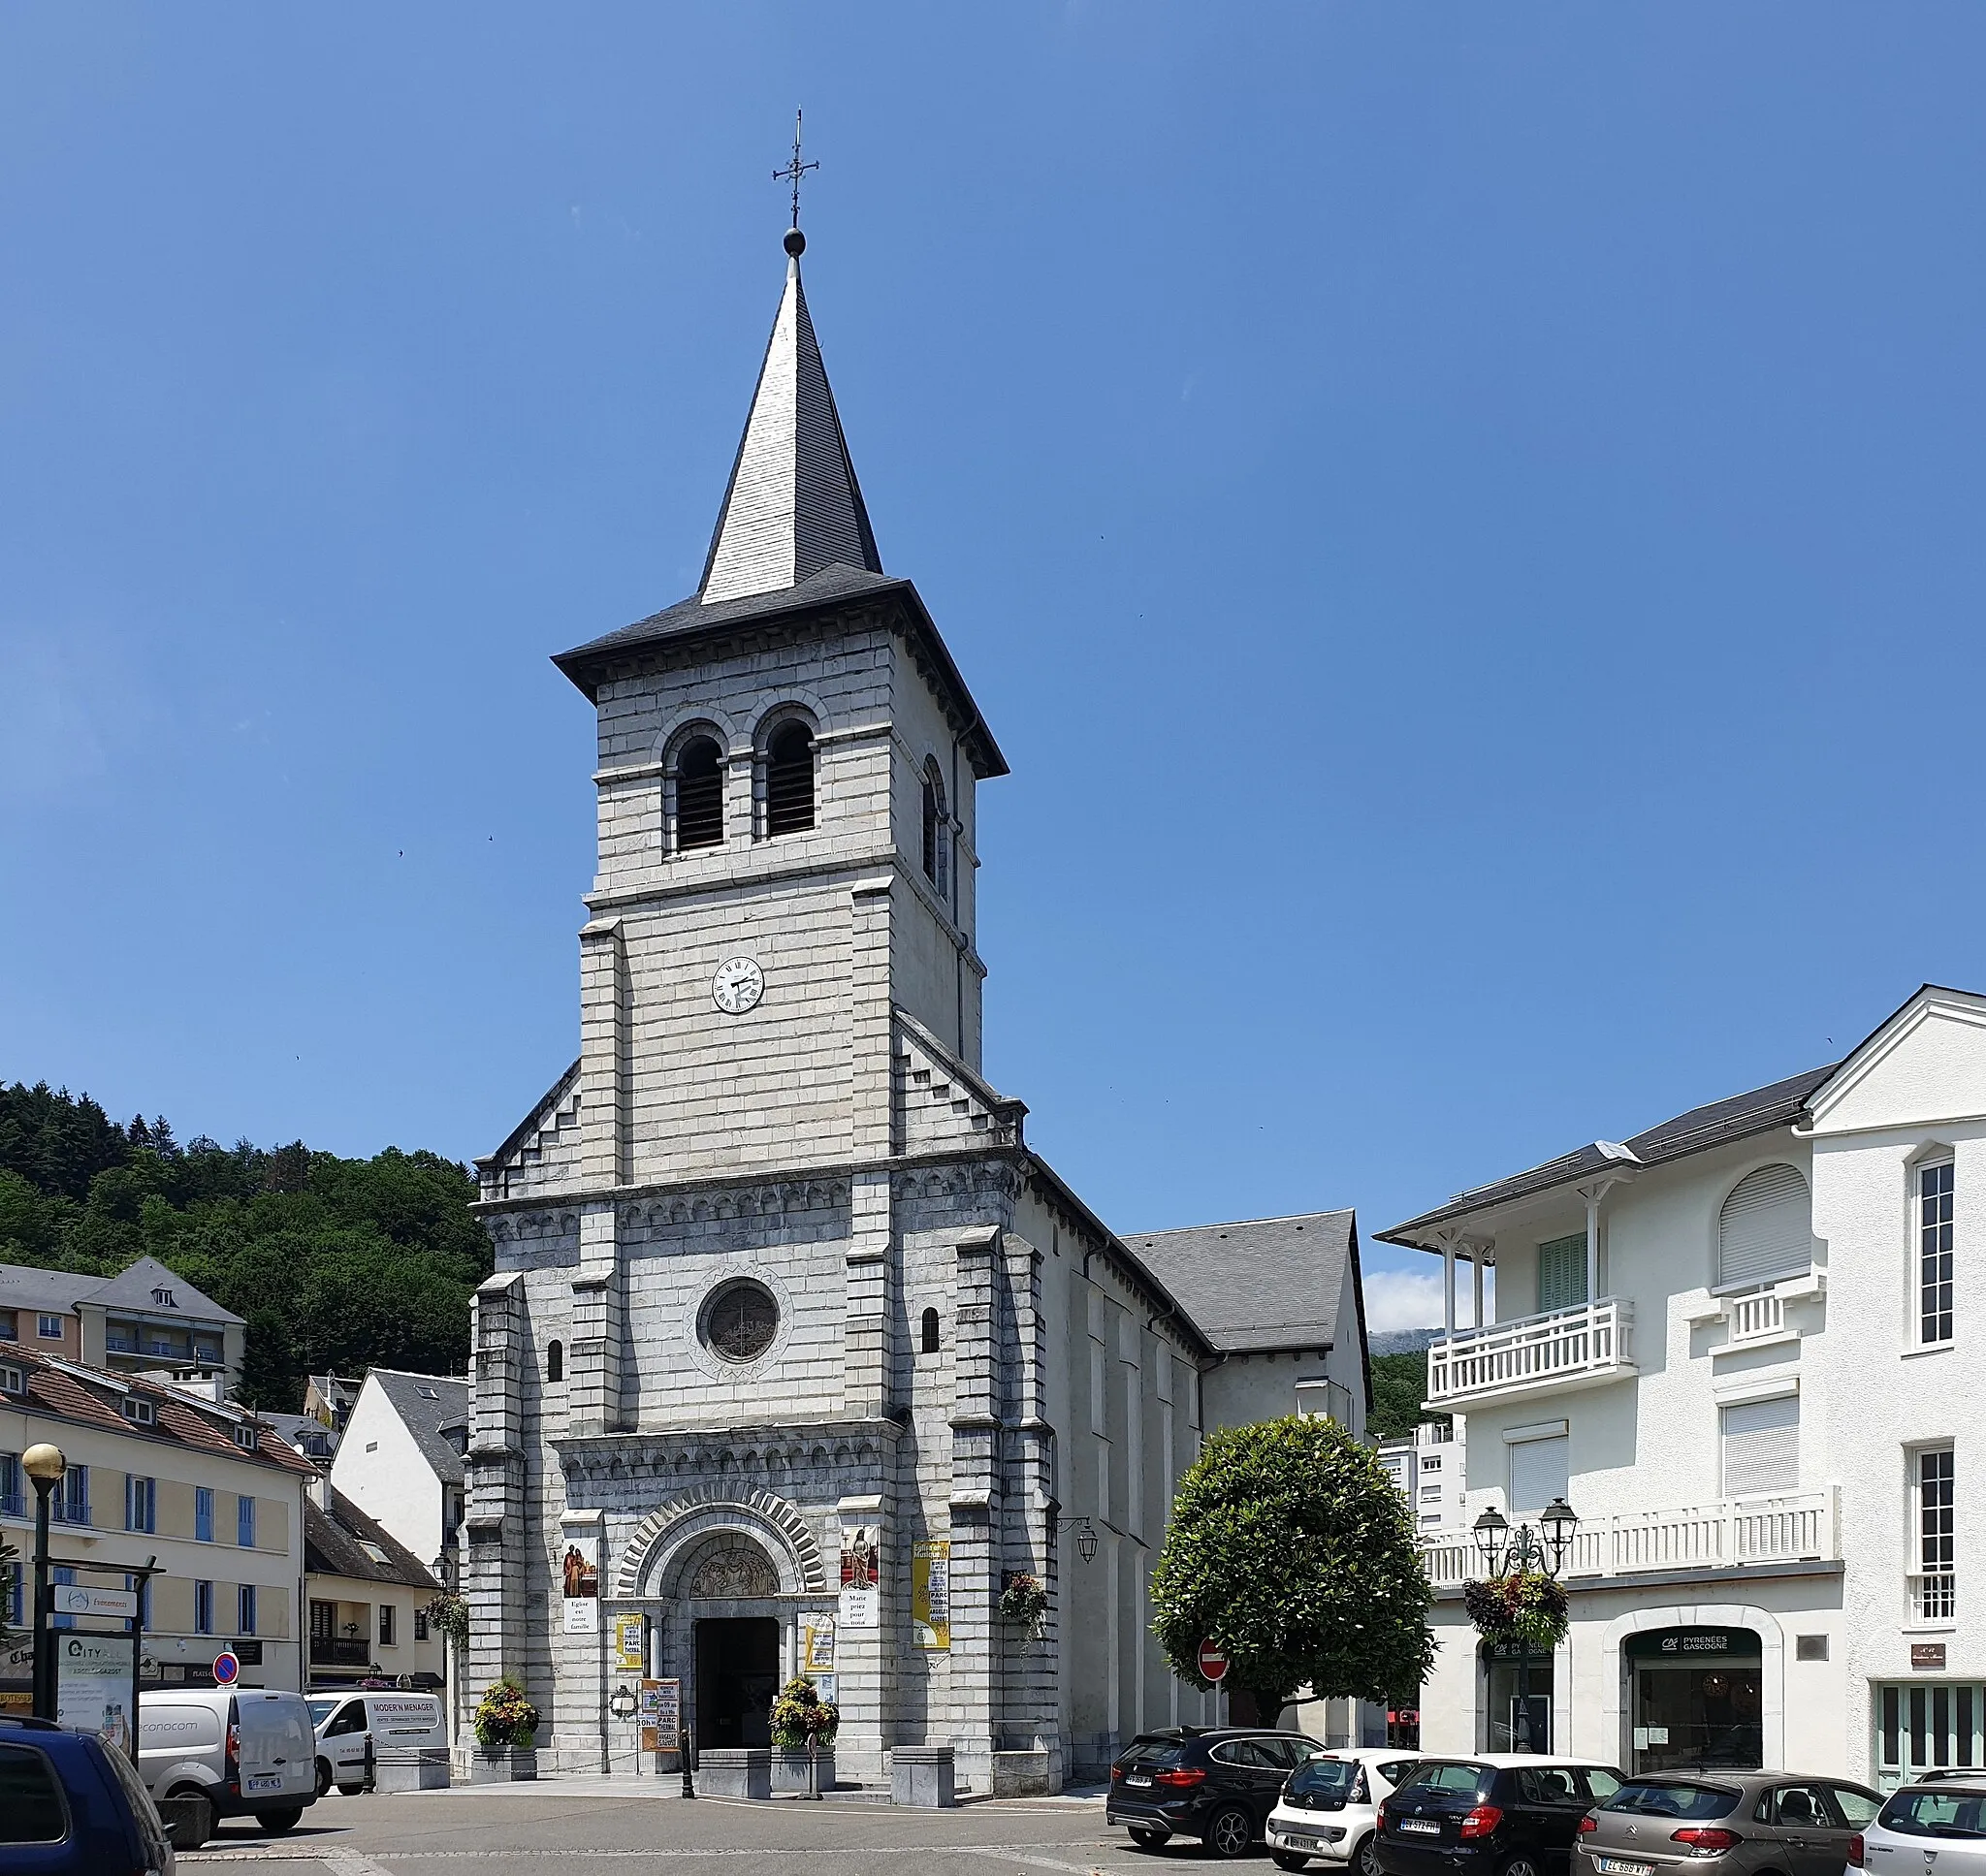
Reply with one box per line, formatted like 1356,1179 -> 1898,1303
701,1279 -> 780,1364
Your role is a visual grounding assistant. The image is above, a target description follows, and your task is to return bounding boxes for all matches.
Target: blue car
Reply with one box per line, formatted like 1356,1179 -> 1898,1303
0,1715 -> 176,1875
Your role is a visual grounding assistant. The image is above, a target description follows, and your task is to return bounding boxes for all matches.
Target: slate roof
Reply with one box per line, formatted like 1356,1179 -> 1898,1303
77,1255 -> 243,1325
1126,1210 -> 1362,1356
305,1485 -> 440,1592
698,247 -> 882,605
0,1263 -> 91,1317
366,1369 -> 471,1487
0,1344 -> 317,1478
1378,1063 -> 1839,1251
265,1410 -> 340,1460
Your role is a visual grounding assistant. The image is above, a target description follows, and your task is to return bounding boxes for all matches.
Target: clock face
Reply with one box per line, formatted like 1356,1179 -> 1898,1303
711,956 -> 765,1015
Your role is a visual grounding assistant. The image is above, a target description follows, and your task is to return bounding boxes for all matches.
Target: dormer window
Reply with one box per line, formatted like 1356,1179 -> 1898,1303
151,1287 -> 176,1308
0,1363 -> 23,1396
673,735 -> 725,850
765,720 -> 816,835
120,1396 -> 156,1427
232,1423 -> 258,1451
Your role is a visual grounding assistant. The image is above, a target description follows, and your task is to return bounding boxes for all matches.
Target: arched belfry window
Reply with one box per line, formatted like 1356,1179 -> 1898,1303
920,1307 -> 941,1354
766,720 -> 816,836
673,735 -> 725,851
546,1339 -> 562,1383
1718,1163 -> 1812,1288
920,761 -> 948,894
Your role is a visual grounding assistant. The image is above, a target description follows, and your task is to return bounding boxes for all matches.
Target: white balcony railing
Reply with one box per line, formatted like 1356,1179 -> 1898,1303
1728,1291 -> 1785,1342
1419,1488 -> 1839,1589
1425,1298 -> 1635,1408
1909,1572 -> 1957,1623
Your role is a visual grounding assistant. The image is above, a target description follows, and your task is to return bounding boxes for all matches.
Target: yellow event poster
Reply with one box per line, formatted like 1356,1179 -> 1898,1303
614,1613 -> 646,1674
912,1540 -> 950,1650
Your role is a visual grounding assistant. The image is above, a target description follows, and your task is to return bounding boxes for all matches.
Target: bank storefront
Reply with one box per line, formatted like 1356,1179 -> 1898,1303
1622,1628 -> 1763,1773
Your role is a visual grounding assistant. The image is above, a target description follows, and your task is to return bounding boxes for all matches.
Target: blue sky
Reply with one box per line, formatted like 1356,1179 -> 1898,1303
4,7 -> 1983,1330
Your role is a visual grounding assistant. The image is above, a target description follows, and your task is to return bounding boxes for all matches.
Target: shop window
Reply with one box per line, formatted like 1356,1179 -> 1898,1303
1624,1628 -> 1763,1774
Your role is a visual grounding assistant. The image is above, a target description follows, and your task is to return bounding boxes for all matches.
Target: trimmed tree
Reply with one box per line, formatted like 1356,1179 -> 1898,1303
1149,1415 -> 1434,1726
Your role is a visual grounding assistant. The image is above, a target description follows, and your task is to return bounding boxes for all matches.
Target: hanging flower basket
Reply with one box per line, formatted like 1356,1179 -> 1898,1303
1463,1572 -> 1569,1651
422,1591 -> 470,1652
999,1572 -> 1050,1640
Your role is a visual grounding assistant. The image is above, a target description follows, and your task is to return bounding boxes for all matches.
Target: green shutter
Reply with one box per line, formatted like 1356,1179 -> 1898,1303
1536,1232 -> 1589,1313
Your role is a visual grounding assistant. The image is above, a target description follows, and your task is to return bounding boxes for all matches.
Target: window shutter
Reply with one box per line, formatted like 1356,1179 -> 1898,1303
1537,1233 -> 1589,1313
1509,1435 -> 1569,1510
1718,1164 -> 1811,1287
1721,1394 -> 1800,1496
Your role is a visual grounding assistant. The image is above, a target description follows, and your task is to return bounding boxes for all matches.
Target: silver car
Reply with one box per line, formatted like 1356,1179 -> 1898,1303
1859,1775 -> 1986,1876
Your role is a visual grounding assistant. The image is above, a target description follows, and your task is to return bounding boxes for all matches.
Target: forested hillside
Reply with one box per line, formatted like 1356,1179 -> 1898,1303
1367,1350 -> 1444,1440
0,1080 -> 489,1412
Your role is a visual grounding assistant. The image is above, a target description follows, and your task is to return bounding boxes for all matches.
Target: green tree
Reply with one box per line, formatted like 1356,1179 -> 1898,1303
1366,1351 -> 1449,1442
1149,1415 -> 1434,1725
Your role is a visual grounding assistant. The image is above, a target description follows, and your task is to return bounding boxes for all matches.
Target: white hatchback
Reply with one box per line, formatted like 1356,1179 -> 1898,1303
1857,1775 -> 1986,1876
1267,1747 -> 1423,1875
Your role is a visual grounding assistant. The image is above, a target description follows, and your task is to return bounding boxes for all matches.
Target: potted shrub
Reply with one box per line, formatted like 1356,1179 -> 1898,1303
999,1571 -> 1050,1643
470,1675 -> 540,1782
768,1675 -> 838,1794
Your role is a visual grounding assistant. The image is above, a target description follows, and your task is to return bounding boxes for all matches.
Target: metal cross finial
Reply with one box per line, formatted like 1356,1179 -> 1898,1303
773,109 -> 817,230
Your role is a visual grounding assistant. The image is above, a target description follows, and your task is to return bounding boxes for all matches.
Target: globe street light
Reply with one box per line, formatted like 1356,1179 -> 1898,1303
23,1444 -> 67,1722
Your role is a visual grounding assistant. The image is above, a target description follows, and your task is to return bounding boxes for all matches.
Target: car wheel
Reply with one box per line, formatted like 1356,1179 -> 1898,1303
1203,1803 -> 1255,1860
1358,1832 -> 1381,1876
315,1758 -> 334,1797
1273,1853 -> 1312,1872
1501,1857 -> 1543,1876
337,1782 -> 367,1797
1129,1827 -> 1171,1850
257,1807 -> 304,1834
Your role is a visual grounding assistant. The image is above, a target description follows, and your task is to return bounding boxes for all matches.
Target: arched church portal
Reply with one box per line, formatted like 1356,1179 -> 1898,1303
673,1532 -> 789,1753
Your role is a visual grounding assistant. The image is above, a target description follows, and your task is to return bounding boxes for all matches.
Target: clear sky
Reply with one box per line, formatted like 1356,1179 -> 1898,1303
4,7 -> 1983,1331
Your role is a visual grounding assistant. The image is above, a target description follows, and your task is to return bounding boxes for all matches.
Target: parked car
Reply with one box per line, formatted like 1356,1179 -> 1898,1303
1577,1770 -> 1882,1876
0,1713 -> 176,1875
1856,1774 -> 1986,1876
137,1687 -> 318,1833
1377,1756 -> 1626,1876
1267,1747 -> 1423,1873
1108,1727 -> 1323,1858
306,1689 -> 447,1796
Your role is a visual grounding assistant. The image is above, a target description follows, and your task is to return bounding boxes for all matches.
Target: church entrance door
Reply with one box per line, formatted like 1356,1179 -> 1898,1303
694,1617 -> 780,1750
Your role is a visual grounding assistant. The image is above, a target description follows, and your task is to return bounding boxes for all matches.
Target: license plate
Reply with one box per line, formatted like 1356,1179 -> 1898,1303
1401,1819 -> 1443,1836
244,1774 -> 286,1795
1126,1773 -> 1152,1787
1596,1860 -> 1653,1874
1286,1838 -> 1321,1854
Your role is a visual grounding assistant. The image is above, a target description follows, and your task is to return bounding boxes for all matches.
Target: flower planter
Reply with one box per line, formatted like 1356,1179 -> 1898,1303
771,1746 -> 835,1794
468,1746 -> 538,1783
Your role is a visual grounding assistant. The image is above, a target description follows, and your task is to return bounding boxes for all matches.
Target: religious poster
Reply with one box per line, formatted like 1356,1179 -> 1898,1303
801,1613 -> 836,1675
613,1612 -> 646,1673
912,1540 -> 950,1650
561,1530 -> 600,1634
837,1524 -> 880,1629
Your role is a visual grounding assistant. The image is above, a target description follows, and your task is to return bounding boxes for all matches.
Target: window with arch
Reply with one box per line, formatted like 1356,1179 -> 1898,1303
1717,1163 -> 1812,1288
920,760 -> 948,893
673,734 -> 725,850
919,1307 -> 941,1354
765,719 -> 816,836
546,1339 -> 562,1383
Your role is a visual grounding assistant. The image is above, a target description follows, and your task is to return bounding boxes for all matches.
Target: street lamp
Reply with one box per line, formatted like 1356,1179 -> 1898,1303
1470,1495 -> 1577,1756
430,1550 -> 459,1749
23,1444 -> 67,1722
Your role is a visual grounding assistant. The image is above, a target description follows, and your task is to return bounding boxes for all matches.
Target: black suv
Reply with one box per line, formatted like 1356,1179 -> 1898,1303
1377,1757 -> 1625,1876
1108,1727 -> 1321,1859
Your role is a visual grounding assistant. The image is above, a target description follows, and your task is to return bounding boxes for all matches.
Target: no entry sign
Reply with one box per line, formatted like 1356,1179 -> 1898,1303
1197,1639 -> 1229,1683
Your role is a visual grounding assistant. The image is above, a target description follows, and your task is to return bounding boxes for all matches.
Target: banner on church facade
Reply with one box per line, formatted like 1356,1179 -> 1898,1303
561,1531 -> 600,1633
912,1541 -> 950,1650
613,1612 -> 646,1672
801,1614 -> 836,1674
838,1524 -> 880,1629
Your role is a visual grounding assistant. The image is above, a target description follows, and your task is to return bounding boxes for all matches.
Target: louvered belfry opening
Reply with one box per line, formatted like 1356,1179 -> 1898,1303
766,720 -> 816,835
675,736 -> 724,849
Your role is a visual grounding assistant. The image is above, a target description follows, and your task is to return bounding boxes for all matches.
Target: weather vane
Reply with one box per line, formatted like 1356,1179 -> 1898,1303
773,109 -> 817,231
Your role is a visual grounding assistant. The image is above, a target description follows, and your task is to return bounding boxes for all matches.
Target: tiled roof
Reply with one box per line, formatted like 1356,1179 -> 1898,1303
1378,1063 -> 1839,1249
1128,1211 -> 1361,1355
365,1369 -> 471,1487
0,1344 -> 317,1479
304,1486 -> 440,1592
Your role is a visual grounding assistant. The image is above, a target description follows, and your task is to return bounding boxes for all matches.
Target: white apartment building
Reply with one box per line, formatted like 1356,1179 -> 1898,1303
1380,984 -> 1986,1789
1379,1419 -> 1466,1537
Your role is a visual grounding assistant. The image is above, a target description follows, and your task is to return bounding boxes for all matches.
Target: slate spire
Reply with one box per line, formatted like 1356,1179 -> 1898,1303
699,227 -> 882,606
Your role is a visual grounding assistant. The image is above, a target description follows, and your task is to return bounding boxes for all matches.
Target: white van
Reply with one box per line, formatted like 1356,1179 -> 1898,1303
306,1690 -> 447,1795
139,1687 -> 319,1833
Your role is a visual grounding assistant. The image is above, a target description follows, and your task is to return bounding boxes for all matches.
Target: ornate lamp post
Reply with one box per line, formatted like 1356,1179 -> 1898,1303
1469,1495 -> 1578,1754
429,1548 -> 459,1748
24,1444 -> 67,1722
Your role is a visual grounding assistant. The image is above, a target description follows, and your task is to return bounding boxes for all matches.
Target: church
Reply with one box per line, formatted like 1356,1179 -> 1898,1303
461,214 -> 1374,1793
